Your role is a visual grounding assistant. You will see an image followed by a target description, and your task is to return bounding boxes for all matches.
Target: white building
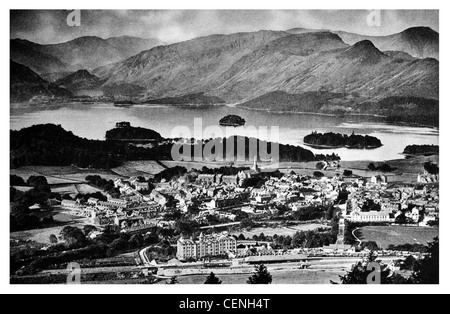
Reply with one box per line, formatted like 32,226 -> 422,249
347,210 -> 393,223
177,232 -> 237,261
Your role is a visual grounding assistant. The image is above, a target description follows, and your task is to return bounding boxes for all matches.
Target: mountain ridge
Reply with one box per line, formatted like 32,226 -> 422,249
10,35 -> 164,74
10,60 -> 72,102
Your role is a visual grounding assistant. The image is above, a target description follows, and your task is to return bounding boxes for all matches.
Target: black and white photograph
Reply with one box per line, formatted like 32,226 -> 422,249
4,2 -> 447,296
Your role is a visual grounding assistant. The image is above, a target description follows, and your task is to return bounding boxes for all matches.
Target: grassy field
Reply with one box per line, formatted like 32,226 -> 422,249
50,184 -> 103,197
111,161 -> 167,177
276,155 -> 438,183
157,269 -> 344,285
360,226 -> 439,249
11,165 -> 121,184
10,211 -> 89,244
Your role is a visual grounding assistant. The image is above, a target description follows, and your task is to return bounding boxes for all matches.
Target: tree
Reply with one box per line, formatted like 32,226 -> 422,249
401,255 -> 418,271
424,162 -> 439,175
335,251 -> 399,284
10,174 -> 26,186
247,264 -> 272,284
83,225 -> 97,236
166,276 -> 178,284
237,234 -> 246,241
411,237 -> 439,284
60,226 -> 87,248
205,272 -> 222,284
27,176 -> 48,188
240,218 -> 254,229
313,171 -> 324,178
343,170 -> 353,177
361,241 -> 379,251
49,234 -> 58,244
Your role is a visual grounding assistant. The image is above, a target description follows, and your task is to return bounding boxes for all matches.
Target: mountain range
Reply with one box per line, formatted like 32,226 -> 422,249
10,27 -> 439,115
287,26 -> 439,60
93,29 -> 438,103
10,36 -> 165,75
10,60 -> 72,102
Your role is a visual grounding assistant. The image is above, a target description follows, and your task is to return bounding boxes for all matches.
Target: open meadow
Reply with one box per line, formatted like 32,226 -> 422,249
360,225 -> 439,249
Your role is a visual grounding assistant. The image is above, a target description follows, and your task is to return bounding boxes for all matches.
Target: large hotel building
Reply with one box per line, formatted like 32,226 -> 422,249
177,232 -> 237,260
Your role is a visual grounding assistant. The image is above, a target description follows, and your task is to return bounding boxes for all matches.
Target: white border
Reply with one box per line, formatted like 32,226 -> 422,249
2,0 -> 448,294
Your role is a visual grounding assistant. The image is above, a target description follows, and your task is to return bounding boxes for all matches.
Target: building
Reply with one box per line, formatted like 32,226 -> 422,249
116,122 -> 131,128
177,232 -> 237,261
371,175 -> 388,185
61,199 -> 81,209
347,210 -> 393,223
245,254 -> 309,266
177,238 -> 198,260
135,182 -> 149,192
98,198 -> 129,208
198,174 -> 216,184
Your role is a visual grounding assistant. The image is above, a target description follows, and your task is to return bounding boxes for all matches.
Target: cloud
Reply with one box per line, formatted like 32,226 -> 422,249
10,10 -> 439,45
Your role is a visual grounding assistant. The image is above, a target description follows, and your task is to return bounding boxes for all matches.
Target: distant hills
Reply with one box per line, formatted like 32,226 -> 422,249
10,60 -> 72,102
10,26 -> 439,123
287,26 -> 439,60
335,27 -> 439,60
10,35 -> 165,75
93,28 -> 438,103
54,69 -> 105,92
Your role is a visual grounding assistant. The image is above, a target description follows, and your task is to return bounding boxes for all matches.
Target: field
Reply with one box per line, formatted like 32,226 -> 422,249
277,155 -> 439,183
157,269 -> 345,285
360,226 -> 439,249
10,211 -> 89,244
231,223 -> 328,238
11,165 -> 122,184
111,161 -> 167,177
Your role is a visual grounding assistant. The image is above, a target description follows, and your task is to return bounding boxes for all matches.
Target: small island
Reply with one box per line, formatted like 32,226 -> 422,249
106,122 -> 163,143
403,145 -> 439,156
219,115 -> 246,127
304,131 -> 382,149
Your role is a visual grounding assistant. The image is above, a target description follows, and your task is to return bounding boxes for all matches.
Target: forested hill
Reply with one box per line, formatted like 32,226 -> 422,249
10,124 -> 173,169
105,126 -> 163,141
304,132 -> 383,149
11,124 -> 335,169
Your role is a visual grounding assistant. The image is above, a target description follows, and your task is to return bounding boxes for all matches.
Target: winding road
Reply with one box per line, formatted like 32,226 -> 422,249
352,228 -> 363,247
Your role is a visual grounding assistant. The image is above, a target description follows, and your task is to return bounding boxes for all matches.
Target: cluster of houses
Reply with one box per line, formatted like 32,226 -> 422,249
58,158 -> 438,237
343,176 -> 438,225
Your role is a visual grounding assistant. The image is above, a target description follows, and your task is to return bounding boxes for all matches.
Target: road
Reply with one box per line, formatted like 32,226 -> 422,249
352,228 -> 363,247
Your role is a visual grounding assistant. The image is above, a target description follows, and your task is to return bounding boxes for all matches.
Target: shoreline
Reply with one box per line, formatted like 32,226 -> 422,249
237,105 -> 439,129
10,101 -> 439,129
303,142 -> 382,150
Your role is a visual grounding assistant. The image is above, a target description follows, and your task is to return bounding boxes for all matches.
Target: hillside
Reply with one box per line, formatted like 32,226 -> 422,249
10,39 -> 73,74
335,27 -> 439,60
94,30 -> 438,103
144,93 -> 225,105
10,60 -> 72,103
93,30 -> 289,98
239,91 -> 346,112
55,70 -> 105,92
10,35 -> 164,74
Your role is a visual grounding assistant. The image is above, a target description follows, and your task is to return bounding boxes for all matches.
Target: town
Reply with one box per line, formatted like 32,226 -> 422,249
50,155 -> 439,280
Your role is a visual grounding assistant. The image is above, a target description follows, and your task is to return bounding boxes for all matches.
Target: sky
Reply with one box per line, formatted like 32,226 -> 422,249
10,10 -> 439,45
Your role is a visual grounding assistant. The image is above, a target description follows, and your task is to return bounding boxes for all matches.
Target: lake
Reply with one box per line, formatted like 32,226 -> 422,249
10,103 -> 439,161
